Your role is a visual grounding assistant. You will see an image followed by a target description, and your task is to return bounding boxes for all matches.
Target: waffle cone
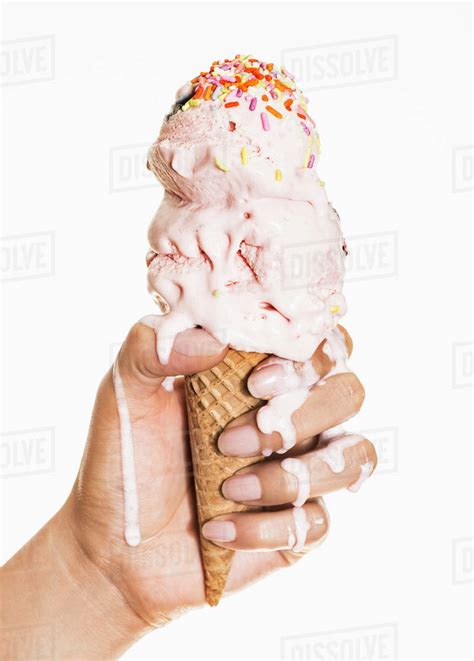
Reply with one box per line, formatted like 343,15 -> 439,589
184,349 -> 268,606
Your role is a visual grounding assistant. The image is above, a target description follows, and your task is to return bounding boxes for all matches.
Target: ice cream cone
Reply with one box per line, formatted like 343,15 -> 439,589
184,348 -> 268,606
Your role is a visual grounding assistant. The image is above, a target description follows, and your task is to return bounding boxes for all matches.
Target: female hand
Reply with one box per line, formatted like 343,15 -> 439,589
1,322 -> 376,659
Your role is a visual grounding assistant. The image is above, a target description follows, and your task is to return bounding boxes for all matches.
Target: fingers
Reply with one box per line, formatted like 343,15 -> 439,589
201,500 -> 328,551
116,322 -> 228,392
247,325 -> 353,400
218,372 -> 365,457
221,436 -> 377,506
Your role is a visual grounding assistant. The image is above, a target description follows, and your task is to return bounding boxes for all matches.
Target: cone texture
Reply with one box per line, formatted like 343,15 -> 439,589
185,349 -> 268,606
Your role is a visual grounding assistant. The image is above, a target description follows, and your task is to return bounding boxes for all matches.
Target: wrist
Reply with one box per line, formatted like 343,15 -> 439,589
53,501 -> 152,655
1,503 -> 151,659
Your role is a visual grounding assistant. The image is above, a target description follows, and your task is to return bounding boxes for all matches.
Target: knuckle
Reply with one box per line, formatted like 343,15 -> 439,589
308,501 -> 330,537
344,374 -> 365,412
360,438 -> 378,472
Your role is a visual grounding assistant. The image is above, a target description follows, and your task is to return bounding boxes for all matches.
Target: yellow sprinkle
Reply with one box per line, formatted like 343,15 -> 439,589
330,305 -> 340,314
315,132 -> 321,154
212,289 -> 221,298
215,157 -> 229,172
319,180 -> 326,187
189,99 -> 200,107
182,101 -> 190,111
241,146 -> 248,165
275,168 -> 282,181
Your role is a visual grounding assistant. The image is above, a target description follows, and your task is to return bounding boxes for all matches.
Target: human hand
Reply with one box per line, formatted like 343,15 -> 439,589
65,322 -> 375,629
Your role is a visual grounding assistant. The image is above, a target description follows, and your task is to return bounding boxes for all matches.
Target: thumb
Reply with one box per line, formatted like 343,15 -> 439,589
90,321 -> 228,433
118,321 -> 228,390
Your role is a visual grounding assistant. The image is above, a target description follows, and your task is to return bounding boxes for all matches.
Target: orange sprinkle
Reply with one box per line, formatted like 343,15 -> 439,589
262,94 -> 269,101
284,99 -> 294,110
204,85 -> 215,100
246,79 -> 259,87
225,101 -> 239,108
193,86 -> 204,99
191,76 -> 200,84
244,67 -> 264,79
266,105 -> 283,119
267,63 -> 274,70
297,112 -> 306,119
265,74 -> 272,81
275,80 -> 292,93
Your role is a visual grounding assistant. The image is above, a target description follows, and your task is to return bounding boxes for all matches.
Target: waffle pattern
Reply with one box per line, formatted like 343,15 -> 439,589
185,349 -> 267,606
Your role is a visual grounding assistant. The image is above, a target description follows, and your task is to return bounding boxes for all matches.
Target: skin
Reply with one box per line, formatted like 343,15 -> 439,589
0,322 -> 376,659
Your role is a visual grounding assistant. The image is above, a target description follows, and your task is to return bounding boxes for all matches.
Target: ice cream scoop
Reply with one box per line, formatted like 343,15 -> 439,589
146,54 -> 347,364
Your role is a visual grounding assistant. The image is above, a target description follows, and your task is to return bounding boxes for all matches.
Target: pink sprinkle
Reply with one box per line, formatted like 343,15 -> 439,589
221,75 -> 236,82
301,122 -> 310,136
261,112 -> 270,131
236,88 -> 243,98
308,154 -> 315,168
249,97 -> 257,111
225,88 -> 238,101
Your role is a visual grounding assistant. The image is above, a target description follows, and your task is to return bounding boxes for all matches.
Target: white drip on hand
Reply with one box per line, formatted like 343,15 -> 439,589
281,457 -> 311,507
113,361 -> 141,547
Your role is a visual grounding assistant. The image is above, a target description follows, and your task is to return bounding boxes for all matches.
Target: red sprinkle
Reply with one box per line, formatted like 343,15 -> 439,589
225,101 -> 239,108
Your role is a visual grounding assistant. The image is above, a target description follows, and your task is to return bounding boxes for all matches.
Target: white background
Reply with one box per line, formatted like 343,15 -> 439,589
1,2 -> 473,660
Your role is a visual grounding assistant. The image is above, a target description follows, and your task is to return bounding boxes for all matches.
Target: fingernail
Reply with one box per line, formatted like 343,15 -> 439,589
247,364 -> 286,398
202,520 -> 236,542
173,328 -> 226,357
218,425 -> 260,456
222,473 -> 262,502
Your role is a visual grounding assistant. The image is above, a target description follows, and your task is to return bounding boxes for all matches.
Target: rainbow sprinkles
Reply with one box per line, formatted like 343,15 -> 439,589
179,54 -> 321,176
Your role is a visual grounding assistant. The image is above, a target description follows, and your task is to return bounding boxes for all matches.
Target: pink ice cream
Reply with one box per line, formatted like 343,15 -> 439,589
146,55 -> 347,364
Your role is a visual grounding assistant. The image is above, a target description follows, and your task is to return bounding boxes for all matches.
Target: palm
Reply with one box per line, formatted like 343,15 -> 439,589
72,370 -> 284,624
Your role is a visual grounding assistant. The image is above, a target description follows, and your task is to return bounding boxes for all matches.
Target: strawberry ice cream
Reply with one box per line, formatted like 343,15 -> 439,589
146,54 -> 347,365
